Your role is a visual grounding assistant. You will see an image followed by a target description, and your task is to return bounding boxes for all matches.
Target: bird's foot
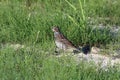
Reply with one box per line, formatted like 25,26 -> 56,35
54,50 -> 60,55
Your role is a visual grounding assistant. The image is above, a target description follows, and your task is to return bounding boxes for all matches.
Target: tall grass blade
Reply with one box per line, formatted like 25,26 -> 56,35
65,0 -> 77,11
67,14 -> 78,26
79,0 -> 86,22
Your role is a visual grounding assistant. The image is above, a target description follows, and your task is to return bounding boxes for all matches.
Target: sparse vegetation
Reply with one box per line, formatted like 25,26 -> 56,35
0,0 -> 120,80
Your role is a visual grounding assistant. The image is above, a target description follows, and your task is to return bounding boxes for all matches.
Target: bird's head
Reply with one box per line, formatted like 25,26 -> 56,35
52,26 -> 60,32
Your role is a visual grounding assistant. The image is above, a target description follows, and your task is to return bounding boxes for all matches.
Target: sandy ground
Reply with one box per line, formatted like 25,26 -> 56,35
1,43 -> 120,70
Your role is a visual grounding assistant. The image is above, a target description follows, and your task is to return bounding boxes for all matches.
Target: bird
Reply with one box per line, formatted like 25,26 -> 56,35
52,26 -> 81,54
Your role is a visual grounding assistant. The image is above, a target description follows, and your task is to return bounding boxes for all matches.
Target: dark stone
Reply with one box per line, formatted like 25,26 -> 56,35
82,45 -> 91,55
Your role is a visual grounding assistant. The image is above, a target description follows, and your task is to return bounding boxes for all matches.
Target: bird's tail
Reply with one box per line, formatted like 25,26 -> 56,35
73,47 -> 82,54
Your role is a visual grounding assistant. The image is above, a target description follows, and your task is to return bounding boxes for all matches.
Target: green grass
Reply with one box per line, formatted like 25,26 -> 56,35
0,46 -> 120,80
0,0 -> 120,45
0,0 -> 120,80
0,44 -> 120,80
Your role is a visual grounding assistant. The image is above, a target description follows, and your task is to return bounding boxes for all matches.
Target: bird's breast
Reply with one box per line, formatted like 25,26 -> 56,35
55,41 -> 66,50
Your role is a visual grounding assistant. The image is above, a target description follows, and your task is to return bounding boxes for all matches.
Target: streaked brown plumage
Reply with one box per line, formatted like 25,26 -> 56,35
52,26 -> 80,53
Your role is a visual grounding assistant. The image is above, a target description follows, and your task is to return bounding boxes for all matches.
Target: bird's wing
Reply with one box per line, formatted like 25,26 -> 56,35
58,33 -> 76,48
57,33 -> 65,39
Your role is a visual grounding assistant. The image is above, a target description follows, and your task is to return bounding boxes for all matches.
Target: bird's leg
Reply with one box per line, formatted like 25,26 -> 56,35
54,47 -> 60,55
